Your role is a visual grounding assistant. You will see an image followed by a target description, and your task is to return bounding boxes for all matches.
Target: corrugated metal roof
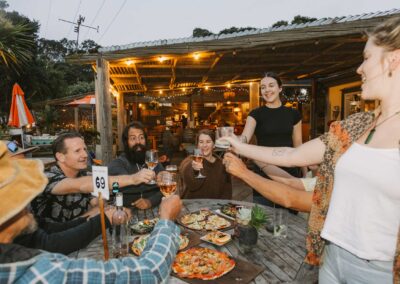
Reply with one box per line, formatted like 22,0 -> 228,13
99,8 -> 400,53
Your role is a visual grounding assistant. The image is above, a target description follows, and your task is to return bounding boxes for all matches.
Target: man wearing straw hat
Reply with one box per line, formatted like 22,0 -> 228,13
31,132 -> 156,222
0,142 -> 183,283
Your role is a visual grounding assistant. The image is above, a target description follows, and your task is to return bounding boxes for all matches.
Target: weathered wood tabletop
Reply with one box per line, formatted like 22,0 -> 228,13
72,199 -> 318,284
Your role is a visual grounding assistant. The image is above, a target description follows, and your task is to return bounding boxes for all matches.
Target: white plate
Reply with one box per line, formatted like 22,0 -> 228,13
200,231 -> 232,246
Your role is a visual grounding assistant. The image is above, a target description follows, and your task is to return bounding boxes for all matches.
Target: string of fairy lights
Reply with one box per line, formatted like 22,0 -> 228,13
121,85 -> 310,103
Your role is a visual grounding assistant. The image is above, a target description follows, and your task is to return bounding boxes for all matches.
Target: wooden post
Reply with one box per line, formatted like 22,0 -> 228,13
74,107 -> 79,131
310,79 -> 317,138
98,192 -> 109,260
249,82 -> 260,111
95,56 -> 113,164
116,93 -> 126,151
189,95 -> 193,126
131,103 -> 138,121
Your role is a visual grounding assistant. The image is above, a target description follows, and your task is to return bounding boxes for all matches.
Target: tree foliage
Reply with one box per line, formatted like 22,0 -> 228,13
192,28 -> 214,38
272,15 -> 318,28
218,26 -> 256,35
291,15 -> 317,25
0,1 -> 100,117
272,20 -> 289,28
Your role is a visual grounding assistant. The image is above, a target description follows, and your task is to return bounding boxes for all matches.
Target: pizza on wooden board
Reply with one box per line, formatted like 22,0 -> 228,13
131,234 -> 189,256
180,210 -> 231,231
172,247 -> 235,280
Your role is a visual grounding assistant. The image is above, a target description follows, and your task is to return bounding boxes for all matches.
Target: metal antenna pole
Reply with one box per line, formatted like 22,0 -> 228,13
59,15 -> 99,52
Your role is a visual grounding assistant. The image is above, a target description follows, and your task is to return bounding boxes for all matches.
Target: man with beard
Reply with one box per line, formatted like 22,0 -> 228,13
0,141 -> 183,283
108,122 -> 164,209
31,132 -> 154,222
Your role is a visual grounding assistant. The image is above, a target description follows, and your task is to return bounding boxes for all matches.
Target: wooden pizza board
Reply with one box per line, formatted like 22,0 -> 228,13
171,257 -> 264,284
177,210 -> 235,232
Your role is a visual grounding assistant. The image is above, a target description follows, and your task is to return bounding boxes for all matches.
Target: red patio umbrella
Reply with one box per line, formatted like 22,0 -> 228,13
66,95 -> 96,128
8,83 -> 35,128
67,95 -> 96,106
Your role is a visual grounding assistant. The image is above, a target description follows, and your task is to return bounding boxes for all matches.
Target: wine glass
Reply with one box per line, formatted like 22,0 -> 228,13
157,171 -> 177,197
145,150 -> 158,184
192,148 -> 206,179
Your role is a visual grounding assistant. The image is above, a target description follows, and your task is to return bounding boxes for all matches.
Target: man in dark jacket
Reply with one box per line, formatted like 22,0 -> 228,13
108,122 -> 164,209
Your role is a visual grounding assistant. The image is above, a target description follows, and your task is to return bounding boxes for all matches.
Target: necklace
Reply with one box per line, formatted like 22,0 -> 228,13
364,110 -> 400,144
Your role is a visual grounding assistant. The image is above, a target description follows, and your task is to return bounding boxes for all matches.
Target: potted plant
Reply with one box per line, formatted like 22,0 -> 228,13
236,205 -> 268,249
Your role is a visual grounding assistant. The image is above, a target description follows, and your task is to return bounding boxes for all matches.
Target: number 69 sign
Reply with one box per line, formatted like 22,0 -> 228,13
92,166 -> 110,200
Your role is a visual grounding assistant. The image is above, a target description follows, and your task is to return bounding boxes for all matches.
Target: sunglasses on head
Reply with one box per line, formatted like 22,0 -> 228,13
7,141 -> 19,153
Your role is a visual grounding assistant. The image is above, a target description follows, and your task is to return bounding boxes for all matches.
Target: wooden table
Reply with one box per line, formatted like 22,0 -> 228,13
72,199 -> 318,284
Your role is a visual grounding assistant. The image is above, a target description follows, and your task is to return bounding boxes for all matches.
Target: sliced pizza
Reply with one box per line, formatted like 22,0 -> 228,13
172,247 -> 235,280
131,233 -> 189,256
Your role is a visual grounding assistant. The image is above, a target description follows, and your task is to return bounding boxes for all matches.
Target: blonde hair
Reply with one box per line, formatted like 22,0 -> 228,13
368,16 -> 400,51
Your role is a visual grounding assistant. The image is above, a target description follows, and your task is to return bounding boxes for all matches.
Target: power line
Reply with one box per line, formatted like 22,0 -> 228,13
59,15 -> 99,51
43,0 -> 52,38
97,0 -> 127,44
66,0 -> 83,39
83,0 -> 106,40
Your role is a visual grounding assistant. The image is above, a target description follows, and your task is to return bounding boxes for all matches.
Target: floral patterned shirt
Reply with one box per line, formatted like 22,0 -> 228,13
305,111 -> 400,283
31,165 -> 92,222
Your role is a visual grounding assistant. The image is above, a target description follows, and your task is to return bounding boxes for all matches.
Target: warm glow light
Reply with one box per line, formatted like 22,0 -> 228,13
182,88 -> 186,92
193,53 -> 200,60
227,101 -> 231,105
125,60 -> 134,66
205,86 -> 209,90
158,56 -> 166,63
139,103 -> 142,107
227,83 -> 231,88
159,90 -> 163,94
249,82 -> 253,86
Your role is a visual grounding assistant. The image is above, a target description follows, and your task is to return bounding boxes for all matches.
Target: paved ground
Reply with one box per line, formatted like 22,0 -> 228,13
170,150 -> 253,202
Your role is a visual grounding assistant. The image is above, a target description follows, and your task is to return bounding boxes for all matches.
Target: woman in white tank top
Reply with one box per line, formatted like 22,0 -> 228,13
219,16 -> 400,283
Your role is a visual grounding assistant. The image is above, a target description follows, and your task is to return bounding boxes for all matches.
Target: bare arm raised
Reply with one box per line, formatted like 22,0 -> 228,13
219,136 -> 325,168
223,153 -> 312,212
240,115 -> 257,143
51,169 -> 155,195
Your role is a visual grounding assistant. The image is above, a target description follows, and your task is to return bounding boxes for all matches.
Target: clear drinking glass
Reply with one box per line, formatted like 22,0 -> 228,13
192,148 -> 206,179
216,127 -> 234,148
273,204 -> 288,238
157,171 -> 177,197
145,150 -> 158,184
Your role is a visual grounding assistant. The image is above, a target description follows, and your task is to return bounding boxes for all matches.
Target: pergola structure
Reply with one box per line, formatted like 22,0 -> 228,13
69,9 -> 400,163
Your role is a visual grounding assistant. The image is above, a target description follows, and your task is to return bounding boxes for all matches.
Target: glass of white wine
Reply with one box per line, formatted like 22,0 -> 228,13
157,171 -> 177,197
145,150 -> 158,184
192,148 -> 206,179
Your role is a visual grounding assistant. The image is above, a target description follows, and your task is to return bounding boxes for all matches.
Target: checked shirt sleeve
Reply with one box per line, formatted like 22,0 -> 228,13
14,220 -> 181,284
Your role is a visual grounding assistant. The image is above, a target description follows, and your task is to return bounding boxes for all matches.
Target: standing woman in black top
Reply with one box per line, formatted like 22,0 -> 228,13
241,72 -> 304,206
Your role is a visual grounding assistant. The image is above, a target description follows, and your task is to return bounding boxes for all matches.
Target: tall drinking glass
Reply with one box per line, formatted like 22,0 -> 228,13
216,127 -> 234,148
145,150 -> 158,184
273,204 -> 288,238
192,148 -> 206,179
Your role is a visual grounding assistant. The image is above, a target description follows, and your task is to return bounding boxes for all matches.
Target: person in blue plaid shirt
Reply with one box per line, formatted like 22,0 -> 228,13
0,141 -> 182,283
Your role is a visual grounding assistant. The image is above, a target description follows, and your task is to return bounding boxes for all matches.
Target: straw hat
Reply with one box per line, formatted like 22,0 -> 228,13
0,140 -> 39,157
0,142 -> 47,226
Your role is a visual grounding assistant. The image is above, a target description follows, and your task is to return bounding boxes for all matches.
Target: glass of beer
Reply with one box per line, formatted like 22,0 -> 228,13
192,148 -> 206,179
157,171 -> 177,197
145,150 -> 158,184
